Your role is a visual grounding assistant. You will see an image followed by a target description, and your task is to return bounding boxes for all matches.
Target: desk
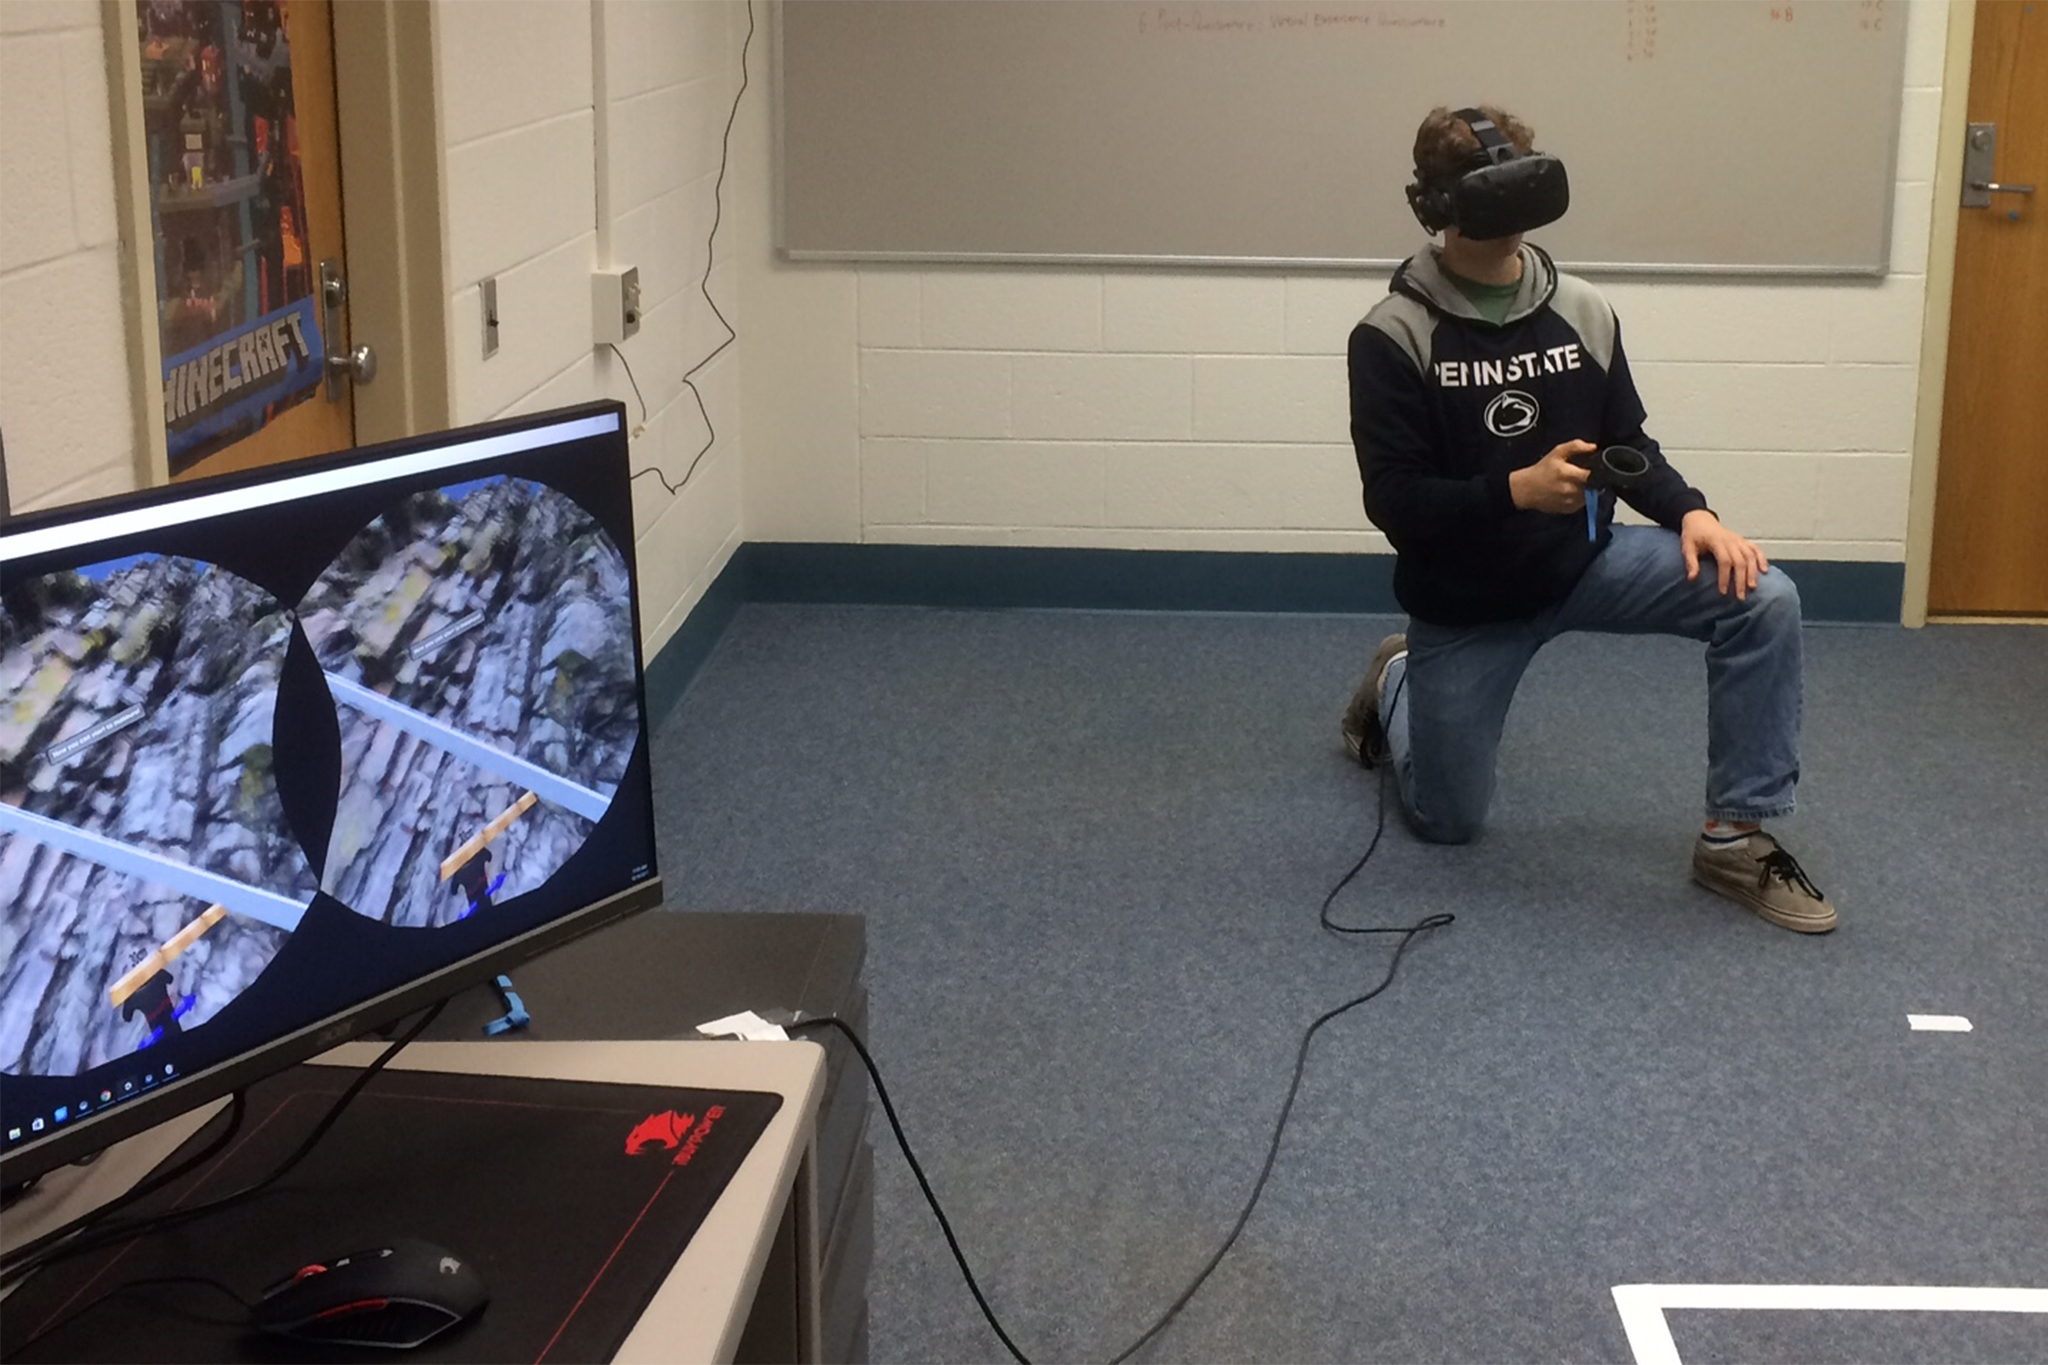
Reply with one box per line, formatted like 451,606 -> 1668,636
319,1040 -> 826,1364
2,1039 -> 826,1365
426,911 -> 874,1365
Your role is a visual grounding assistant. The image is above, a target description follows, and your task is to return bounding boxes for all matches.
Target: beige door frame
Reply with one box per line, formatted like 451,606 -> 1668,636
100,0 -> 450,489
1901,0 -> 1978,628
331,0 -> 451,449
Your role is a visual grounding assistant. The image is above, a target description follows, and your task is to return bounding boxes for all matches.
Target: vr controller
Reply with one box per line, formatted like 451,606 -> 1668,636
1567,445 -> 1651,540
1570,444 -> 1651,492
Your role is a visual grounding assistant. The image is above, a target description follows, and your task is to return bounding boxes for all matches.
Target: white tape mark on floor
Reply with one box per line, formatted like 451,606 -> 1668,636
1908,1014 -> 1974,1031
1612,1284 -> 2048,1365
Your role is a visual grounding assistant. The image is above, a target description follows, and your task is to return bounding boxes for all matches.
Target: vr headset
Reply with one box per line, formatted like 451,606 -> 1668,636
1405,108 -> 1570,240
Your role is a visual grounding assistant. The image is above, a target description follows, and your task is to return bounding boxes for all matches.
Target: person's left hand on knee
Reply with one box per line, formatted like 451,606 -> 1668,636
1680,509 -> 1770,600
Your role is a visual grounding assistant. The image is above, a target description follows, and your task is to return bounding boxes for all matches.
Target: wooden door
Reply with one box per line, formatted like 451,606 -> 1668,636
1928,0 -> 2048,616
138,0 -> 355,484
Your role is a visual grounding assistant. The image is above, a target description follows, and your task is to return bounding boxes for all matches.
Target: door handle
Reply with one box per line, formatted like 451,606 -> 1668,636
319,259 -> 377,402
1961,123 -> 2036,210
329,342 -> 377,390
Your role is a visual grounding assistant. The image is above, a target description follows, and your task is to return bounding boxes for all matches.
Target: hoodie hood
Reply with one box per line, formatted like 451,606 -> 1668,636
1390,243 -> 1559,329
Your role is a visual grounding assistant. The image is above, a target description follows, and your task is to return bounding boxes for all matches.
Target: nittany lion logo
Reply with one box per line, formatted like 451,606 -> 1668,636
1484,390 -> 1540,437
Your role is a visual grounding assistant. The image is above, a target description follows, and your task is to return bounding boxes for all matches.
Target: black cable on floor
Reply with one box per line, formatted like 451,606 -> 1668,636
1105,911 -> 1452,1365
790,911 -> 1453,1364
785,665 -> 1446,1361
789,1014 -> 1034,1365
630,0 -> 753,499
1322,669 -> 1411,938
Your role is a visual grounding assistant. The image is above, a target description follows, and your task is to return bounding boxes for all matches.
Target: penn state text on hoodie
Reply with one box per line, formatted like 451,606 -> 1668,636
1349,244 -> 1709,626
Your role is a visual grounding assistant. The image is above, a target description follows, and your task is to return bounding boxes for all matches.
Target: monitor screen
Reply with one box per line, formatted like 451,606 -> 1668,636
0,402 -> 662,1184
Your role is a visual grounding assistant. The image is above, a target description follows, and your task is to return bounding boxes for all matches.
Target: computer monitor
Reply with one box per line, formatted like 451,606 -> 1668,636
0,402 -> 662,1186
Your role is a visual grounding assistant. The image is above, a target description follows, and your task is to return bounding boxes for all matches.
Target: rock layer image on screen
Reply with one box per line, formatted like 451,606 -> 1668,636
0,556 -> 310,1075
298,477 -> 637,927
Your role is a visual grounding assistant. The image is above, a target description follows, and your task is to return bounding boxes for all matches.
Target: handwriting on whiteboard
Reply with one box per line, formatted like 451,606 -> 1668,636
1137,5 -> 1448,38
1626,0 -> 1659,62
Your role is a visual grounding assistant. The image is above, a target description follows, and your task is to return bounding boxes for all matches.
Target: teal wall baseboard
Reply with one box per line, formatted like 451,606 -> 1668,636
741,542 -> 1400,613
640,554 -> 747,729
642,543 -> 1904,724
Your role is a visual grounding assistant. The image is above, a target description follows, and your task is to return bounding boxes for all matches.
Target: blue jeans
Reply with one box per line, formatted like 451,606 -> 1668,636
1379,527 -> 1803,843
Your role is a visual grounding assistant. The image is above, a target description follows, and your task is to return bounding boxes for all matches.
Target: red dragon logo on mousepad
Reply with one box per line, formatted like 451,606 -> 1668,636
626,1109 -> 694,1154
626,1107 -> 731,1167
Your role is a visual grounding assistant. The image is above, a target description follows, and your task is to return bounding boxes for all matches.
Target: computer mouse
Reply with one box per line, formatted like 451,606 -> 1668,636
250,1237 -> 489,1350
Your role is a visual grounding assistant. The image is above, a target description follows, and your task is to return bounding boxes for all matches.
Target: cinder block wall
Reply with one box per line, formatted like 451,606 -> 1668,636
1,0 -> 1949,632
0,0 -> 134,513
737,0 -> 1945,571
437,0 -> 747,656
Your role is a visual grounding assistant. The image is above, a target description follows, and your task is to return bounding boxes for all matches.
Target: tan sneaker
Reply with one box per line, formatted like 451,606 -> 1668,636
1340,634 -> 1407,768
1691,831 -> 1838,934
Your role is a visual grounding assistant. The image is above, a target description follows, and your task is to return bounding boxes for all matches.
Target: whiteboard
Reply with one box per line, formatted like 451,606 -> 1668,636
775,0 -> 1910,274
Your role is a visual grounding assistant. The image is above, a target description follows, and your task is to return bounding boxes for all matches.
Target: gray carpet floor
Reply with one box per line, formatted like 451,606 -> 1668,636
649,605 -> 2048,1364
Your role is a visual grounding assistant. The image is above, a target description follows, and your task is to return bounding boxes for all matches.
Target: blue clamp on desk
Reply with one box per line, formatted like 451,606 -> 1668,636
483,974 -> 530,1036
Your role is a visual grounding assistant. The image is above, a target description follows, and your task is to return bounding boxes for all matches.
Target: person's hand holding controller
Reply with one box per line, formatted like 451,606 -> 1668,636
1509,439 -> 1595,514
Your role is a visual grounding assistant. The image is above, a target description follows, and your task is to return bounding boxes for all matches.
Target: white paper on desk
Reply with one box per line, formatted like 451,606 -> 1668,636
697,1010 -> 790,1041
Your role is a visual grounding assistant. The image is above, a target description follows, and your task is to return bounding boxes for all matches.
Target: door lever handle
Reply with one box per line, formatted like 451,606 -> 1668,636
1961,124 -> 2036,209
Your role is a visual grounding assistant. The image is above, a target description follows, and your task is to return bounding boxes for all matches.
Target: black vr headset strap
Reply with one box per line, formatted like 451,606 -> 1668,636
1451,108 -> 1518,169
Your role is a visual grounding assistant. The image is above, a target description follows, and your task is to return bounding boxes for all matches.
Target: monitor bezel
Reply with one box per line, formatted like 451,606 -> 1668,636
1,400 -> 663,1187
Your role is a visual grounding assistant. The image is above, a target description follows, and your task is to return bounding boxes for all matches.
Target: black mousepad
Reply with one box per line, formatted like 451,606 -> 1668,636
3,1064 -> 783,1363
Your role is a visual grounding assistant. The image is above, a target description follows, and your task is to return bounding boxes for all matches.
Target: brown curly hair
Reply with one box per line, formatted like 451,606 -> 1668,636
1412,105 -> 1536,188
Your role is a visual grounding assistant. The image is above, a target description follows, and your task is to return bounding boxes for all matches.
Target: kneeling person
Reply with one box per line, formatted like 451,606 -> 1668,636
1341,105 -> 1835,934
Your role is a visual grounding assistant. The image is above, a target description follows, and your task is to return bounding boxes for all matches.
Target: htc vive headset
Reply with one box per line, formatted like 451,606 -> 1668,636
1405,108 -> 1570,240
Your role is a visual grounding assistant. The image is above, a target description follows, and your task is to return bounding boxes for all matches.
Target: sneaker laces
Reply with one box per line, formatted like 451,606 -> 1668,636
1758,846 -> 1824,901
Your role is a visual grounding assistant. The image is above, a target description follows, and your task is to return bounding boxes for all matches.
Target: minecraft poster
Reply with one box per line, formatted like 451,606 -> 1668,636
138,1 -> 325,472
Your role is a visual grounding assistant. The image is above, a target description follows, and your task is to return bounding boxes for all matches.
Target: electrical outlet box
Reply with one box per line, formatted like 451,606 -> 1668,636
593,266 -> 640,344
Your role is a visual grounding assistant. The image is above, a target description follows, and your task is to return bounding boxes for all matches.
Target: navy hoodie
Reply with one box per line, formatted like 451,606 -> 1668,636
1348,244 -> 1708,626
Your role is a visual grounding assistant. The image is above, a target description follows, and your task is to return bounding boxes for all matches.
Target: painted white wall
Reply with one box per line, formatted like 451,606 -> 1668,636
736,0 -> 1949,565
0,0 -> 135,515
437,0 -> 748,655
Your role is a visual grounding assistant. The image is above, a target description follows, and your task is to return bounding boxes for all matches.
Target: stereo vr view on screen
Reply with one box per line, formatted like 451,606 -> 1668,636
0,409 -> 655,1164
